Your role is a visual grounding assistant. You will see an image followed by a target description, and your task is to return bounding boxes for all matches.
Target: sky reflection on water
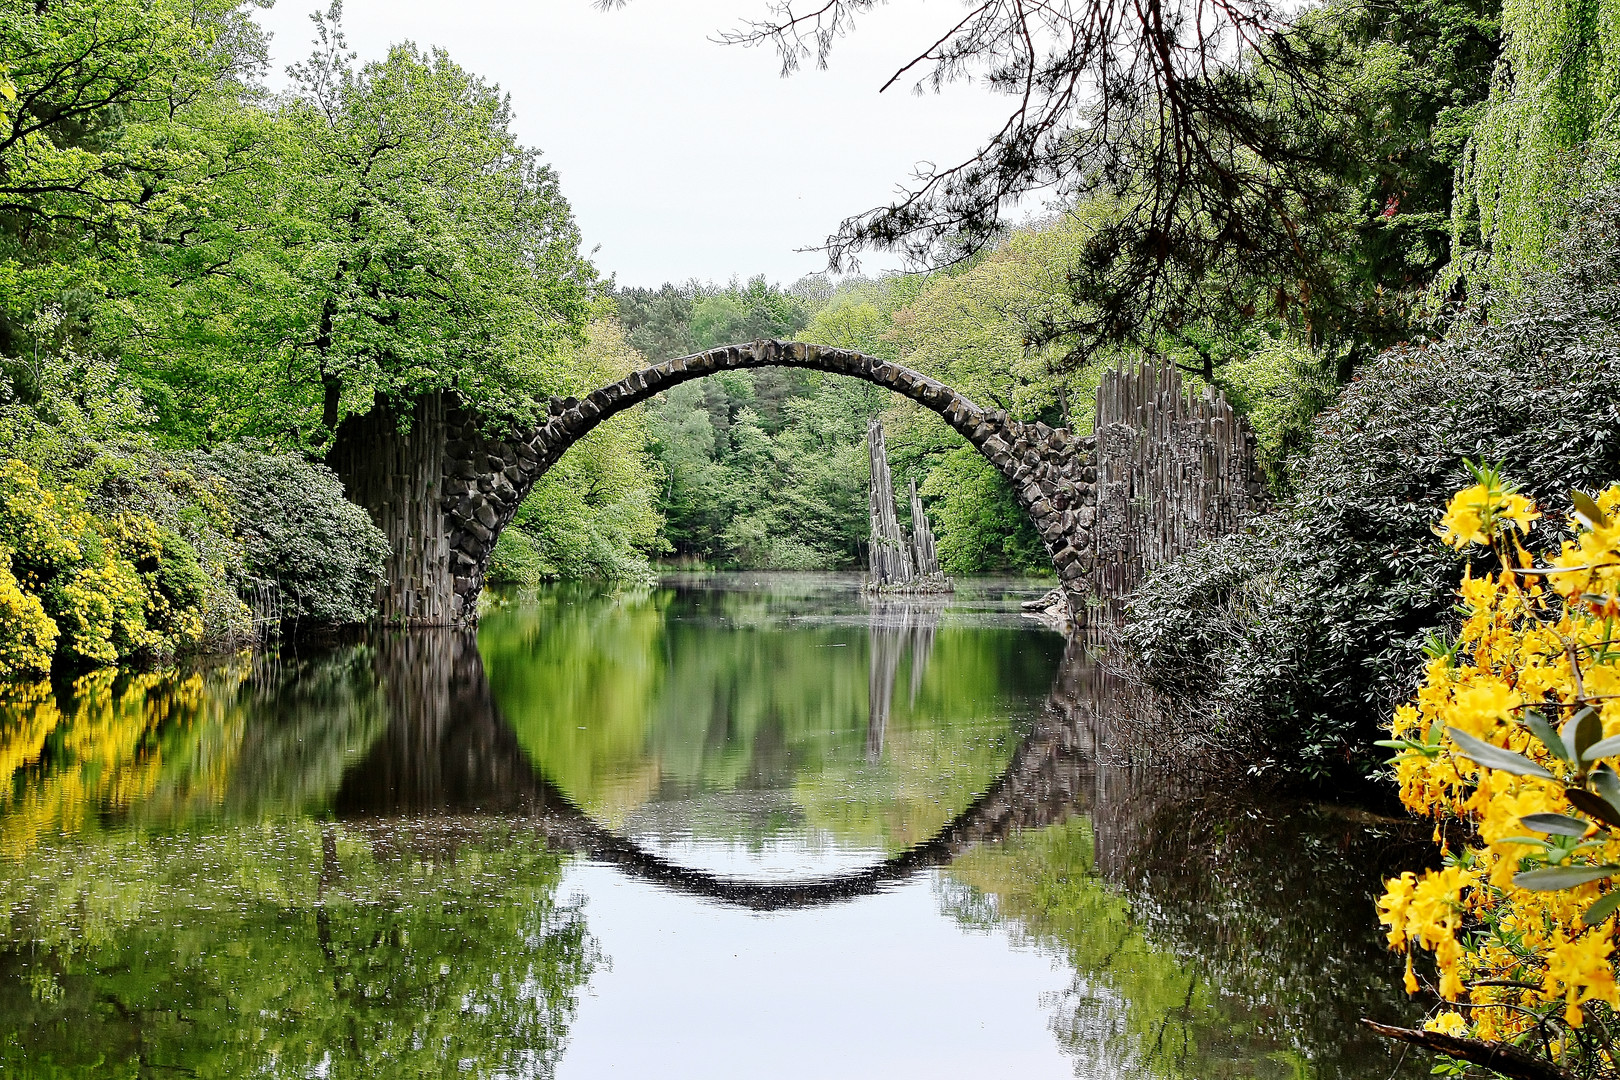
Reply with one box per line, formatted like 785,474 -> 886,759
556,859 -> 1077,1080
0,574 -> 1430,1079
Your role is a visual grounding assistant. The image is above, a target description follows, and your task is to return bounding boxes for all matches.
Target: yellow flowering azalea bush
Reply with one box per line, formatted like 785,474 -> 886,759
0,460 -> 211,676
0,550 -> 57,675
1377,466 -> 1620,1078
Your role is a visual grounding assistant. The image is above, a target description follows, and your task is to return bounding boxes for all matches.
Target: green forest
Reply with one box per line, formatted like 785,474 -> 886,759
11,1 -> 1620,1074
3,0 -> 1620,794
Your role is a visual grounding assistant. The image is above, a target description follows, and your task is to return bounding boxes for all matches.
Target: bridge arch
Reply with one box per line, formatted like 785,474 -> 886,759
433,339 -> 1099,624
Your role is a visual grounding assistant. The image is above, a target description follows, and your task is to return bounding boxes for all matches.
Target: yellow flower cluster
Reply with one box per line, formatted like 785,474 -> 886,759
1380,477 -> 1620,1070
0,460 -> 212,677
51,548 -> 154,666
0,549 -> 56,674
107,513 -> 205,651
1437,474 -> 1540,549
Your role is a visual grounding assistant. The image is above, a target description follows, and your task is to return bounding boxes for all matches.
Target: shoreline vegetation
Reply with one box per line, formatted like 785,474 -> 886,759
3,0 -> 1620,1070
0,0 -> 1605,735
0,0 -> 1611,771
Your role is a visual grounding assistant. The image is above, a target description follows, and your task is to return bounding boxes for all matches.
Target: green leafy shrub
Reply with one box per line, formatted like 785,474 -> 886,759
188,446 -> 388,626
485,524 -> 551,588
1,330 -> 254,652
79,451 -> 252,649
1121,186 -> 1620,780
919,446 -> 1051,576
486,477 -> 658,587
1214,339 -> 1336,490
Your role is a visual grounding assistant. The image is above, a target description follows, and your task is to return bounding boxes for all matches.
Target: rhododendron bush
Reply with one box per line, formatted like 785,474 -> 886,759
1377,468 -> 1620,1078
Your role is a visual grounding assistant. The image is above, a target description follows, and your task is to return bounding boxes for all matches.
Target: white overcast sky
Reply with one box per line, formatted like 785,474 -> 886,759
252,1 -> 1018,289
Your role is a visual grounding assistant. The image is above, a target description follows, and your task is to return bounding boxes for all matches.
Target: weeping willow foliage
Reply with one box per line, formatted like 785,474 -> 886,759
1450,0 -> 1620,295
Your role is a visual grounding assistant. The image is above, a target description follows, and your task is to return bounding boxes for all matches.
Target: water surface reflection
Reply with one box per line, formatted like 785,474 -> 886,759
0,574 -> 1427,1079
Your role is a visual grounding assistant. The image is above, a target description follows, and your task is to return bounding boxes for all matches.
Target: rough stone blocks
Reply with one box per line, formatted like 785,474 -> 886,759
437,338 -> 1110,628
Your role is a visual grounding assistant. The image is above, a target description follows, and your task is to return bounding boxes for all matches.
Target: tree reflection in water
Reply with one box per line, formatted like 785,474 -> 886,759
477,578 -> 1058,851
942,640 -> 1432,1080
0,639 -> 596,1080
0,581 -> 1431,1079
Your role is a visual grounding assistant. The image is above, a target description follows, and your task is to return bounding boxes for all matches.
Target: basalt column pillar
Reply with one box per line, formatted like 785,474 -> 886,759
328,393 -> 455,625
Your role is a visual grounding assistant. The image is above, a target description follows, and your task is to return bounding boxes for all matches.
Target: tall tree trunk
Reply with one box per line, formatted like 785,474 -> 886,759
327,393 -> 454,625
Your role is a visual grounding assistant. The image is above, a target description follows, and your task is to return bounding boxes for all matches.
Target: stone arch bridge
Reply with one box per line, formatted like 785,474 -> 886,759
328,340 -> 1263,627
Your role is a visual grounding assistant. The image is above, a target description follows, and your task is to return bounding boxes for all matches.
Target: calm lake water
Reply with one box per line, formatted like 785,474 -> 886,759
0,573 -> 1431,1079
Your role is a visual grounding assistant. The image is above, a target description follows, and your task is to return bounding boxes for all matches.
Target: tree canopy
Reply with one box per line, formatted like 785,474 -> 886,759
689,0 -> 1498,369
130,8 -> 595,446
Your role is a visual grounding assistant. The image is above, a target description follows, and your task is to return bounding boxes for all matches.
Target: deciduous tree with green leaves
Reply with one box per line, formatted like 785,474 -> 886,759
131,4 -> 595,447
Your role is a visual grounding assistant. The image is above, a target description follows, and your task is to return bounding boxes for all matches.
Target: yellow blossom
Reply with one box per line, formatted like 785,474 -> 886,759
1424,1012 -> 1468,1036
1547,933 -> 1619,1026
1380,479 -> 1620,1065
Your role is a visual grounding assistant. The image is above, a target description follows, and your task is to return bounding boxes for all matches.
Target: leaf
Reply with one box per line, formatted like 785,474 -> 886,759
1565,787 -> 1620,830
1584,892 -> 1620,926
1446,728 -> 1556,779
1561,706 -> 1601,762
1519,813 -> 1591,837
1523,709 -> 1571,763
1592,764 -> 1620,804
1512,865 -> 1620,891
1420,630 -> 1456,661
1582,733 -> 1620,761
1573,489 -> 1609,529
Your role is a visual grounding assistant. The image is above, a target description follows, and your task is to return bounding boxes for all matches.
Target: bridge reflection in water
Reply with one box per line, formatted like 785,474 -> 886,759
328,618 -> 1429,1078
0,584 -> 1431,1080
332,626 -> 1092,910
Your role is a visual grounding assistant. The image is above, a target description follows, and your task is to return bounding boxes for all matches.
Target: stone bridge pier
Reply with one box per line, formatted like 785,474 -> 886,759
330,339 -> 1260,628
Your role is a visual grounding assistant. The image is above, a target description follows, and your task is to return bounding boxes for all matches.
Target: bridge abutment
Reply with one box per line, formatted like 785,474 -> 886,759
329,392 -> 457,626
333,341 -> 1258,628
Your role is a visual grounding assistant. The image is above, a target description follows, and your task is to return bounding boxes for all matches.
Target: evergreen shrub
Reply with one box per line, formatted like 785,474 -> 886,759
189,446 -> 388,626
1121,187 -> 1620,779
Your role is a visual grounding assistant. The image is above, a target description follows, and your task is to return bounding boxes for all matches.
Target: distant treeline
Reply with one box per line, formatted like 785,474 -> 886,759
601,272 -> 1047,575
595,221 -> 1323,578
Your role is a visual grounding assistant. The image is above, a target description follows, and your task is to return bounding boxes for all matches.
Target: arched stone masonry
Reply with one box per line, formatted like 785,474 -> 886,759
333,341 -> 1262,629
437,339 -> 1101,625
